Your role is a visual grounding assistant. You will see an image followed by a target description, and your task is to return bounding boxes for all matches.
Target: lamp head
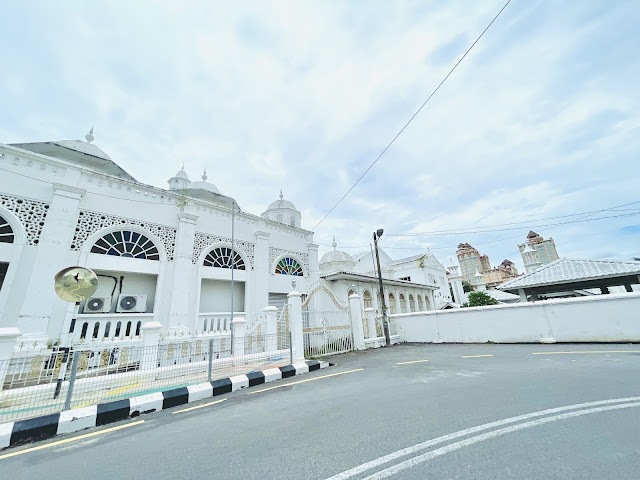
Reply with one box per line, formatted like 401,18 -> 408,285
375,228 -> 384,239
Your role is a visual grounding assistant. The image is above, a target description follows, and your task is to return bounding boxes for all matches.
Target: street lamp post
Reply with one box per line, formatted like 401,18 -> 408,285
373,229 -> 391,347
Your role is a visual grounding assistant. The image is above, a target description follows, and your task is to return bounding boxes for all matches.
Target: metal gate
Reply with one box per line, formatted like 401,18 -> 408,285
301,282 -> 353,357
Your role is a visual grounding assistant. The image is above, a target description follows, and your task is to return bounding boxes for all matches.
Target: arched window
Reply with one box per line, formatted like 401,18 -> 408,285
399,293 -> 406,313
275,257 -> 304,276
409,294 -> 416,312
348,288 -> 356,297
92,323 -> 100,339
125,321 -> 132,337
424,295 -> 431,311
135,321 -> 142,336
417,295 -> 424,311
80,322 -> 88,340
388,293 -> 396,314
104,322 -> 111,338
90,230 -> 159,260
115,321 -> 122,337
0,215 -> 15,243
203,247 -> 245,270
363,290 -> 372,309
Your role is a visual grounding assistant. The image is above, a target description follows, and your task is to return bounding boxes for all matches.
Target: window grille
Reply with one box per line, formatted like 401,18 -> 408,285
0,215 -> 14,243
90,230 -> 160,260
203,247 -> 246,270
275,257 -> 304,276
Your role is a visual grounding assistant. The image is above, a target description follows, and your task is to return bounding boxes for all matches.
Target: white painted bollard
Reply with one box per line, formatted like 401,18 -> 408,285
364,308 -> 377,341
232,317 -> 247,357
140,322 -> 163,371
348,294 -> 366,350
287,291 -> 305,361
0,327 -> 21,389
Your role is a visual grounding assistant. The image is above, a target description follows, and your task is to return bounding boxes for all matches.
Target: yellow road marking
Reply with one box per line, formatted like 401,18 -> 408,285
172,398 -> 227,414
247,368 -> 364,394
396,359 -> 430,365
532,350 -> 640,355
0,420 -> 144,460
73,382 -> 140,409
462,355 -> 494,358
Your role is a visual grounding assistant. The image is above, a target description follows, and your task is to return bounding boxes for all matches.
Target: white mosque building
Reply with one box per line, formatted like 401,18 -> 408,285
0,131 -> 461,348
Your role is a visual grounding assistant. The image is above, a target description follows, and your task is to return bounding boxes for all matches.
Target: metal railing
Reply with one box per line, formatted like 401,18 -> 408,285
302,309 -> 353,357
0,332 -> 290,423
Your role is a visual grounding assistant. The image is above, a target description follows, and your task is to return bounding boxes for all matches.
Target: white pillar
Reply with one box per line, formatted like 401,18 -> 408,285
232,317 -> 247,357
140,321 -> 162,371
364,308 -> 377,340
0,327 -> 21,389
518,289 -> 528,302
287,291 -> 304,361
448,272 -> 465,305
348,294 -> 365,350
307,243 -> 320,283
263,306 -> 278,337
253,231 -> 270,319
167,213 -> 198,333
18,184 -> 85,343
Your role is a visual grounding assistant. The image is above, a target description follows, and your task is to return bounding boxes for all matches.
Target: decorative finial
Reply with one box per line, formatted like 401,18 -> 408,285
279,189 -> 283,201
332,236 -> 337,250
181,162 -> 185,170
202,168 -> 207,181
85,126 -> 94,143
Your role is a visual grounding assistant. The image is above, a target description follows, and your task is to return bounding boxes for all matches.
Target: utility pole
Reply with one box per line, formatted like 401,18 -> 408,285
373,229 -> 391,347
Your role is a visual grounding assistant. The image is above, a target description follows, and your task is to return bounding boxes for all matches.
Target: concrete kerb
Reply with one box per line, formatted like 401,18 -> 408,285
0,360 -> 330,450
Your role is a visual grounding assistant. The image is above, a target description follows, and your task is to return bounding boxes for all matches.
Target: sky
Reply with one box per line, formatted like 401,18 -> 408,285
1,0 -> 638,272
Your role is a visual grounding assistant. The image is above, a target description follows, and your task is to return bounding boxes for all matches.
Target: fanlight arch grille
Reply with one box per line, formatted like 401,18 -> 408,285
90,230 -> 160,260
275,257 -> 304,276
0,215 -> 14,244
203,247 -> 245,270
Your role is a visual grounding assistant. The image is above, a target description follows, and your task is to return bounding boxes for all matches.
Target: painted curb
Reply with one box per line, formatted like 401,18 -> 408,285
0,360 -> 329,450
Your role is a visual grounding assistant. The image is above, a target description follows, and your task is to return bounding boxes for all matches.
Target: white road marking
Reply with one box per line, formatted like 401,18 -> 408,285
324,396 -> 640,480
396,360 -> 429,365
361,402 -> 640,479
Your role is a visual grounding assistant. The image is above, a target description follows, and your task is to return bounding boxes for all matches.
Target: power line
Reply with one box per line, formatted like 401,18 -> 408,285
312,0 -> 513,231
386,200 -> 640,236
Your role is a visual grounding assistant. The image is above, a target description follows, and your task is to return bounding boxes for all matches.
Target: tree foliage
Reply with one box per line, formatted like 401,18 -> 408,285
462,291 -> 500,307
462,281 -> 473,293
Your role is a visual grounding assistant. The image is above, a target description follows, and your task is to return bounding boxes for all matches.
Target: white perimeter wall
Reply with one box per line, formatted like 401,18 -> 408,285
393,292 -> 640,343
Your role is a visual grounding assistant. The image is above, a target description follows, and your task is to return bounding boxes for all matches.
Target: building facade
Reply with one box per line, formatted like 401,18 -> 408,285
518,231 -> 559,270
456,243 -> 491,285
0,134 -> 318,347
482,259 -> 519,288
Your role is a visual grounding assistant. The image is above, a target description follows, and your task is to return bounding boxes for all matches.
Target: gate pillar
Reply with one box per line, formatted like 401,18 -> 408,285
348,294 -> 366,350
287,291 -> 305,361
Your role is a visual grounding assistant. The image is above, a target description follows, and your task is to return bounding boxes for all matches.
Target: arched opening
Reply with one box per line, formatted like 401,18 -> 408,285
399,293 -> 406,313
125,321 -> 132,337
388,293 -> 396,314
135,321 -> 142,336
92,323 -> 100,339
104,321 -> 111,338
90,230 -> 160,260
363,290 -> 372,309
0,214 -> 15,244
417,295 -> 424,311
409,294 -> 416,312
80,322 -> 88,340
203,246 -> 246,270
115,321 -> 122,337
275,257 -> 304,276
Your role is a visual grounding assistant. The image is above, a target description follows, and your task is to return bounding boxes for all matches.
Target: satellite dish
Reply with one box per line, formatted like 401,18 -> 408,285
54,266 -> 99,303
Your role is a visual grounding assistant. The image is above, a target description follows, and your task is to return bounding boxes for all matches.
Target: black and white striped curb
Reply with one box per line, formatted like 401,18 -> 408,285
0,360 -> 329,450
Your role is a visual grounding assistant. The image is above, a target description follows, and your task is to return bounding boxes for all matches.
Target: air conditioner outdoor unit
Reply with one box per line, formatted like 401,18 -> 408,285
84,297 -> 112,314
116,294 -> 147,313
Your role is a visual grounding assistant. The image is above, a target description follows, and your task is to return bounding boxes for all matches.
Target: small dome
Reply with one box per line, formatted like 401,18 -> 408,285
266,190 -> 298,211
186,181 -> 220,195
319,237 -> 355,273
174,169 -> 189,180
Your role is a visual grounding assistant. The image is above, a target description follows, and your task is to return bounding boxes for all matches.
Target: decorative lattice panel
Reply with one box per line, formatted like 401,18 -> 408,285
269,247 -> 309,274
0,194 -> 50,245
70,210 -> 177,261
193,232 -> 255,269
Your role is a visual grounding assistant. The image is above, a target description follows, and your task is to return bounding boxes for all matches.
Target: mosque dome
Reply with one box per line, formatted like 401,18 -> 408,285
185,170 -> 221,197
319,238 -> 355,274
261,190 -> 302,228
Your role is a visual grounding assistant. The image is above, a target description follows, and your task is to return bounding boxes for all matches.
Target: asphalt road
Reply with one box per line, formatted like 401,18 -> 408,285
2,343 -> 640,479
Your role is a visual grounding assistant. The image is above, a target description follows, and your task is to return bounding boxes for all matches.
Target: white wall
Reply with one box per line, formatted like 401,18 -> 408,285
393,292 -> 640,343
79,271 -> 158,314
199,279 -> 245,312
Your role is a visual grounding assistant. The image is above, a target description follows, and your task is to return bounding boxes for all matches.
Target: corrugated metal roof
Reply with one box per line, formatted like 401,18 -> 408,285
498,258 -> 640,290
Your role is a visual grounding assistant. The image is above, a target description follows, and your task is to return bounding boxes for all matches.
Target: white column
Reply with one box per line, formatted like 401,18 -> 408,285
254,231 -> 270,318
167,213 -> 198,333
232,317 -> 247,356
140,321 -> 162,371
448,273 -> 465,305
17,184 -> 85,344
0,327 -> 21,389
348,293 -> 365,350
263,306 -> 278,337
364,307 -> 377,340
287,291 -> 304,361
307,243 -> 319,283
518,289 -> 528,302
